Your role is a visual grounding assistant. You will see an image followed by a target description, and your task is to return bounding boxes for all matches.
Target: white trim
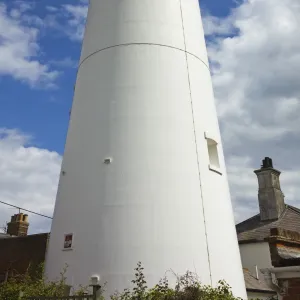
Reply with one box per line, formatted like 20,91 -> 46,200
204,131 -> 218,143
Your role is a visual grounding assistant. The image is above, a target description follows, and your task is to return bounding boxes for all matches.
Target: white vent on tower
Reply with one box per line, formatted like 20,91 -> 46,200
104,158 -> 112,164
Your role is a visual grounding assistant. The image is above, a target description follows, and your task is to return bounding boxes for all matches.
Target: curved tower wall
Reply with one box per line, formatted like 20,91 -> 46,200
45,0 -> 246,298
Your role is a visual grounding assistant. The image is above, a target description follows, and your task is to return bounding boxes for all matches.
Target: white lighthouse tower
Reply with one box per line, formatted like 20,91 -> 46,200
45,0 -> 246,298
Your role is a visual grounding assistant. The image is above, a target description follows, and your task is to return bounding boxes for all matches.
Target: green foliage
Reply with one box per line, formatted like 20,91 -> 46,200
0,263 -> 75,300
110,262 -> 256,300
0,261 -> 263,300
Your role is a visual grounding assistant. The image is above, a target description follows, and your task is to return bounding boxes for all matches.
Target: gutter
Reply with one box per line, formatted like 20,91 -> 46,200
246,288 -> 276,294
266,266 -> 300,273
262,266 -> 300,279
261,266 -> 300,295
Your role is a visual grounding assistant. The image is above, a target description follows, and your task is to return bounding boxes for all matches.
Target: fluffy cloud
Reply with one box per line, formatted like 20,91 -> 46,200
0,3 -> 59,87
43,1 -> 88,42
62,2 -> 88,41
203,0 -> 300,222
1,0 -> 300,233
0,129 -> 61,234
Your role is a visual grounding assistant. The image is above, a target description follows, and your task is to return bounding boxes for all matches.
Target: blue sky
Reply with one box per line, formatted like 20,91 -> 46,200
0,0 -> 237,155
0,0 -> 83,154
1,0 -> 300,233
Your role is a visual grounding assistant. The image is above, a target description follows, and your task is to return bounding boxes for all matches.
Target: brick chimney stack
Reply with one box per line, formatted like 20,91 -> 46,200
6,213 -> 29,236
254,157 -> 285,221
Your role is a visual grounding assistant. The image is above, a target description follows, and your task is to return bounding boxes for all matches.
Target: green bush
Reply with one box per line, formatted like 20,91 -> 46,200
0,262 -> 266,300
110,262 -> 250,300
0,263 -> 73,300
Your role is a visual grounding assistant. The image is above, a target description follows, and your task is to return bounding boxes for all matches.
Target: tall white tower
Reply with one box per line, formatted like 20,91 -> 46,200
45,0 -> 246,298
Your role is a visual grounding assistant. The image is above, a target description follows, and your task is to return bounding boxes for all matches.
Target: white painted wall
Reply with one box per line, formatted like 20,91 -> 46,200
240,242 -> 273,271
45,0 -> 246,298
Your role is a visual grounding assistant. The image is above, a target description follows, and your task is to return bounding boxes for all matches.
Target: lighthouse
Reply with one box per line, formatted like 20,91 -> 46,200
45,0 -> 247,298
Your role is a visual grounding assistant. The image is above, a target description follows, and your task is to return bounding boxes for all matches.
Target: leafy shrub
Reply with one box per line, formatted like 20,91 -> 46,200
110,261 -> 251,300
0,263 -> 70,300
0,262 -> 267,300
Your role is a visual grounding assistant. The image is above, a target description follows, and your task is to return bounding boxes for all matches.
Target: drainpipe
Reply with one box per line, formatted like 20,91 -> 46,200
255,265 -> 259,280
260,269 -> 282,294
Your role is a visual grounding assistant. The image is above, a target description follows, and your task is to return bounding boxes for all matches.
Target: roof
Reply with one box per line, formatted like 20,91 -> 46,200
243,268 -> 276,293
0,232 -> 11,239
236,205 -> 300,243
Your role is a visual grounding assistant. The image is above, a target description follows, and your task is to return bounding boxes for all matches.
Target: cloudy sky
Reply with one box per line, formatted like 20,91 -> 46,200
0,0 -> 299,234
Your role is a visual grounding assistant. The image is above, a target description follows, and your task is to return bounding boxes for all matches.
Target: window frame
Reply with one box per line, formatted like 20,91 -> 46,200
204,132 -> 222,175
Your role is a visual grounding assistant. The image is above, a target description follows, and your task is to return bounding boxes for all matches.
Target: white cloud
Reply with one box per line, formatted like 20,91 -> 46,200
49,57 -> 78,69
0,3 -> 59,87
43,2 -> 88,42
0,128 -> 61,234
203,0 -> 300,222
202,14 -> 235,36
2,0 -> 300,233
46,6 -> 58,13
62,3 -> 88,41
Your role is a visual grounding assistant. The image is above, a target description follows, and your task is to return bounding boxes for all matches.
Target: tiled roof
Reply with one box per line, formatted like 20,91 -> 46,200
236,205 -> 300,242
243,268 -> 275,293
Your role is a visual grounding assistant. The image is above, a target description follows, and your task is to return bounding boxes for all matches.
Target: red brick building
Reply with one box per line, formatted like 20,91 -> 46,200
0,213 -> 49,283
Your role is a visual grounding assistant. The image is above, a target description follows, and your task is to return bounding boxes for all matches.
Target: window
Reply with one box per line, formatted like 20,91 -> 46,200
206,138 -> 220,169
63,233 -> 74,250
205,132 -> 222,175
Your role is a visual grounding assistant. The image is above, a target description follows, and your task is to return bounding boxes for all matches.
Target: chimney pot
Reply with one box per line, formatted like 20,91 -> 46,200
261,157 -> 273,169
6,213 -> 29,236
23,214 -> 29,222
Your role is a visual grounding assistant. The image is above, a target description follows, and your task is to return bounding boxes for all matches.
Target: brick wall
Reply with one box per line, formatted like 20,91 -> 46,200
282,278 -> 300,300
0,233 -> 49,281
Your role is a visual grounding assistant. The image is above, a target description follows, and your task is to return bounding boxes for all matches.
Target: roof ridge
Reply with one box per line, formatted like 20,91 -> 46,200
236,213 -> 260,227
287,204 -> 300,214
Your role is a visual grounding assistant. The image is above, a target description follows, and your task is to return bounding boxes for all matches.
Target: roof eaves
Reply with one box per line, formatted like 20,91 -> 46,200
287,205 -> 300,215
246,288 -> 276,294
236,213 -> 260,227
239,239 -> 266,244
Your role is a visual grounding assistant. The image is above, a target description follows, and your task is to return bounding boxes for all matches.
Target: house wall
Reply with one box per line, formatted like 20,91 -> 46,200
240,242 -> 273,270
0,233 -> 49,282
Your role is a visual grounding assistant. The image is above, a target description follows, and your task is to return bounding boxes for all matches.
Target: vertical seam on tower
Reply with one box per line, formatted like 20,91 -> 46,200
178,0 -> 212,285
